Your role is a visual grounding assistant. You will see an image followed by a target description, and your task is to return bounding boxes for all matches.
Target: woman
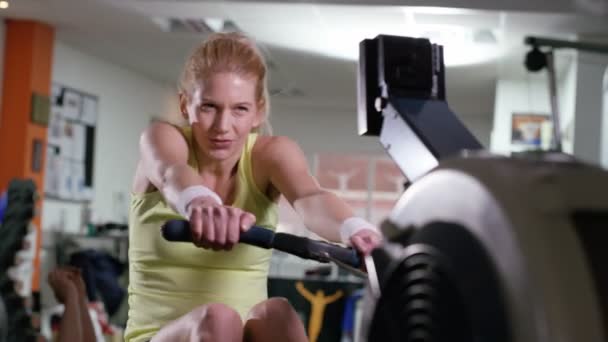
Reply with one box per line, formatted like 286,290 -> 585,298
125,32 -> 382,342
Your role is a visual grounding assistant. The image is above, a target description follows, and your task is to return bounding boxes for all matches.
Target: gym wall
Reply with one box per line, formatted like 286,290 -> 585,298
491,55 -> 579,155
573,50 -> 608,167
560,54 -> 579,155
41,41 -> 171,233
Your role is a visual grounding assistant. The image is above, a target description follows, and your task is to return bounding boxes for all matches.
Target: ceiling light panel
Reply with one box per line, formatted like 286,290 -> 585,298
414,12 -> 503,30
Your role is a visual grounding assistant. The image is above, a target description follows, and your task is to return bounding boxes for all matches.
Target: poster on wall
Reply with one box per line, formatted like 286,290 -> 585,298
44,146 -> 61,196
48,106 -> 63,146
81,96 -> 98,126
511,113 -> 552,148
61,90 -> 82,120
45,84 -> 97,202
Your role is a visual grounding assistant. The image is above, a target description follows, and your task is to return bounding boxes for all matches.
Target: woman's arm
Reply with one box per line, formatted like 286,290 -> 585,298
137,121 -> 255,249
261,136 -> 381,252
137,121 -> 203,209
260,136 -> 349,242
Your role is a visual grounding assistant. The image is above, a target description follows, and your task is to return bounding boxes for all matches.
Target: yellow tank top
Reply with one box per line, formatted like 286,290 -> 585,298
124,128 -> 278,342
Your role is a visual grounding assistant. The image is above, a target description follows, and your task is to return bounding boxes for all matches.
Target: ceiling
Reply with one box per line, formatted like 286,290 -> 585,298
1,0 -> 608,116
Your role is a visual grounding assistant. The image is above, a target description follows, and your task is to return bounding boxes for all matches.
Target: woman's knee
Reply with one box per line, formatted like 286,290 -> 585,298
245,298 -> 307,342
248,297 -> 296,321
190,303 -> 243,340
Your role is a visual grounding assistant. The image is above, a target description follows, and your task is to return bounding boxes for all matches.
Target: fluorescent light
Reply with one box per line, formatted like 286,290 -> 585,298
0,1 -> 9,9
407,6 -> 479,15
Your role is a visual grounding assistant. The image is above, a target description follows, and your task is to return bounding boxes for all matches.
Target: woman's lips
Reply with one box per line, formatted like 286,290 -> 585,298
209,138 -> 233,149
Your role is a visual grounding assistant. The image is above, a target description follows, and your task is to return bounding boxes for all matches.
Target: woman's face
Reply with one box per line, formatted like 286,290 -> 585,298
182,72 -> 263,162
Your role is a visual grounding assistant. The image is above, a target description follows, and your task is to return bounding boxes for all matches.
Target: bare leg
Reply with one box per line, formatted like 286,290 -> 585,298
152,303 -> 243,342
65,267 -> 96,342
244,297 -> 308,342
48,269 -> 83,342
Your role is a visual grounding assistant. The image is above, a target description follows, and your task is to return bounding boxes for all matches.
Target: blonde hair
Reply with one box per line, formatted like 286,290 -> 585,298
178,32 -> 272,135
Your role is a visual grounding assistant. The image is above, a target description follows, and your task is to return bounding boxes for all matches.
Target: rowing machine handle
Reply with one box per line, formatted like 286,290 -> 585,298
161,219 -> 275,249
161,219 -> 361,269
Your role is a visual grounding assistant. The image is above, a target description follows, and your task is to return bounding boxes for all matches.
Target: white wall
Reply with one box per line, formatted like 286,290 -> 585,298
573,51 -> 608,166
42,41 -> 171,233
559,54 -> 578,154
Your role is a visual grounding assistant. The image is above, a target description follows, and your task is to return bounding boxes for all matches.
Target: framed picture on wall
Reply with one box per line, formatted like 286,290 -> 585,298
511,113 -> 551,148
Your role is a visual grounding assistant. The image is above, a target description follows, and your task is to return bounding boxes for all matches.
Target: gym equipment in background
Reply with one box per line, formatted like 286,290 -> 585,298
0,191 -> 7,225
523,36 -> 608,152
357,34 -> 608,342
0,179 -> 39,342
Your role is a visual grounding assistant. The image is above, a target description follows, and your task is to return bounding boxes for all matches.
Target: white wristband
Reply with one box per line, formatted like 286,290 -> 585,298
176,185 -> 223,218
340,217 -> 378,245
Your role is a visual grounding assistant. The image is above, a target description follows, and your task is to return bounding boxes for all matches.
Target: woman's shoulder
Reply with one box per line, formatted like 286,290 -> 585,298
249,135 -> 302,200
250,135 -> 308,177
252,135 -> 301,160
140,121 -> 193,154
142,120 -> 189,142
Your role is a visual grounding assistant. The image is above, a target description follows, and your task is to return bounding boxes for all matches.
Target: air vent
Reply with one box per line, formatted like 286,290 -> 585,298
152,17 -> 241,34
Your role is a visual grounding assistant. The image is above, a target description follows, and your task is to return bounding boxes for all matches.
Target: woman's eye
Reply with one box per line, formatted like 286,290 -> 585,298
201,104 -> 215,111
234,106 -> 249,115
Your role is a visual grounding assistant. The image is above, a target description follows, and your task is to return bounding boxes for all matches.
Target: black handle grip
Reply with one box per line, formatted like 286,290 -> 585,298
161,219 -> 362,269
310,239 -> 361,269
271,233 -> 361,268
161,220 -> 275,249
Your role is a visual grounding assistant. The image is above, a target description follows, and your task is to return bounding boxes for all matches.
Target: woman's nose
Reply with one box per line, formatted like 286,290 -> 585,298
212,111 -> 230,132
